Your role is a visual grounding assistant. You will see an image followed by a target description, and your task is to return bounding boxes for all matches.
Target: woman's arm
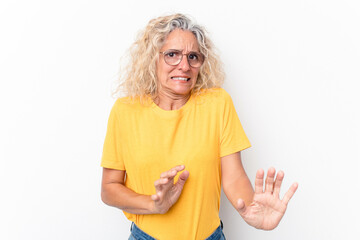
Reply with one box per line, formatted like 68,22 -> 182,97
101,168 -> 154,214
101,165 -> 189,215
221,152 -> 254,207
221,151 -> 298,230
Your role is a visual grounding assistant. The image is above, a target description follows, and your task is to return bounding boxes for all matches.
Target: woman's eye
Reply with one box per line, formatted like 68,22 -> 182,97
189,53 -> 198,60
166,52 -> 178,57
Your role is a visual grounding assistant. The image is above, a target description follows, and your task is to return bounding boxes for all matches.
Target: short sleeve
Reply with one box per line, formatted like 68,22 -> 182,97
100,100 -> 126,170
220,90 -> 251,157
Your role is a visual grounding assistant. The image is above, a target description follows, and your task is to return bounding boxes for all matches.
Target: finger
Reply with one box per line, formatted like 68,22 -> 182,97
151,193 -> 160,201
160,165 -> 185,179
160,169 -> 177,179
236,198 -> 247,215
175,170 -> 189,188
282,182 -> 298,205
255,169 -> 264,194
273,170 -> 284,197
154,178 -> 169,191
265,167 -> 276,193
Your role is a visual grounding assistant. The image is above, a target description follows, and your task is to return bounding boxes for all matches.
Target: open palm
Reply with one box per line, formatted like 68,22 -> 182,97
236,168 -> 298,230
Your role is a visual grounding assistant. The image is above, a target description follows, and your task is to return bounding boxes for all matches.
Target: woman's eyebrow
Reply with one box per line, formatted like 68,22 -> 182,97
164,49 -> 201,53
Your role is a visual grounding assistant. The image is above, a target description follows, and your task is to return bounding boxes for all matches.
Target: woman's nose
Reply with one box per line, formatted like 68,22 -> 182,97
177,55 -> 190,71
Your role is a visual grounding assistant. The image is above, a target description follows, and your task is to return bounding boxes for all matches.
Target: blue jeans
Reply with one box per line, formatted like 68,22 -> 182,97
128,221 -> 226,240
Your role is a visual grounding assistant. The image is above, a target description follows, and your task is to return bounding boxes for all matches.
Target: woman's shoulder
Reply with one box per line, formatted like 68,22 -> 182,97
196,88 -> 232,103
110,96 -> 149,115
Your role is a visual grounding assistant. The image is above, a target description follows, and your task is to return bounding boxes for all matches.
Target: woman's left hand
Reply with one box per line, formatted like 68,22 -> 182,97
236,168 -> 298,230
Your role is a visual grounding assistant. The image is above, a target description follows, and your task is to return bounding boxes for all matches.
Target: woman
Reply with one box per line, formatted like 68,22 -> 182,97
101,13 -> 298,240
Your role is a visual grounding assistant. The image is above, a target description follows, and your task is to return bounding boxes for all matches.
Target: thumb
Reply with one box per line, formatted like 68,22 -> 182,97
236,198 -> 246,215
176,170 -> 189,187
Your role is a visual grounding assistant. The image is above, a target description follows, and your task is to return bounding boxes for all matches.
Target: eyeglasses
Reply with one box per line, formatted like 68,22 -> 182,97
160,49 -> 205,68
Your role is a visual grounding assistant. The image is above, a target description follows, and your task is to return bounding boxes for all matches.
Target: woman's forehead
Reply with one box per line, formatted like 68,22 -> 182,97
161,29 -> 199,52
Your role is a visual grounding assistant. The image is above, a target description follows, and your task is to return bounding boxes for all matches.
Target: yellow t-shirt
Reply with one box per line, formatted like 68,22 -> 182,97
101,88 -> 251,239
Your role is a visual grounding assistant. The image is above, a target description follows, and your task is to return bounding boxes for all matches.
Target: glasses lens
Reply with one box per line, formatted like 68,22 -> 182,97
162,50 -> 204,67
188,52 -> 204,68
164,50 -> 182,65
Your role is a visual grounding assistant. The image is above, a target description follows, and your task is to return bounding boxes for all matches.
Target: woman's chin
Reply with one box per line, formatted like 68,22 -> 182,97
159,83 -> 194,98
171,84 -> 194,95
173,88 -> 192,97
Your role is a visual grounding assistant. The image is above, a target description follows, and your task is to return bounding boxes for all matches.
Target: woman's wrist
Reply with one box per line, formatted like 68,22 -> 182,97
147,196 -> 158,214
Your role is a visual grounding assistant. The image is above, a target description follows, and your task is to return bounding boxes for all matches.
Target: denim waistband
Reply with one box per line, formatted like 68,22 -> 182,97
204,221 -> 224,240
130,223 -> 156,240
130,221 -> 224,240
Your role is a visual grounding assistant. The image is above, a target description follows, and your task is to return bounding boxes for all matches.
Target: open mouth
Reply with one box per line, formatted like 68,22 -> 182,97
171,77 -> 190,81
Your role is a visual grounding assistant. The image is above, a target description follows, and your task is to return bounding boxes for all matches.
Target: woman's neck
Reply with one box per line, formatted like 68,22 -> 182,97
154,92 -> 191,110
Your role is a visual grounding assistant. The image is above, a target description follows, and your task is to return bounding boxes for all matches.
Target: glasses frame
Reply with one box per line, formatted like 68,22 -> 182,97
159,49 -> 205,68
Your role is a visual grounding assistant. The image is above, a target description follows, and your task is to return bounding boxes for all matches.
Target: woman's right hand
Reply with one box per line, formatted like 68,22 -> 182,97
151,165 -> 189,214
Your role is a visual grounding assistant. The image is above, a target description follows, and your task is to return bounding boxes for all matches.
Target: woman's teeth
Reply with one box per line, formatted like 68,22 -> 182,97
171,77 -> 190,81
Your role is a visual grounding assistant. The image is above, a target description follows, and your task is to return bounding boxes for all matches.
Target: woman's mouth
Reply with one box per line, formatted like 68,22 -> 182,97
171,77 -> 190,81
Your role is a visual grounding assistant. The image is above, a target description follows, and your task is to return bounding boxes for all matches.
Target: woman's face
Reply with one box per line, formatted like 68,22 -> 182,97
156,29 -> 201,98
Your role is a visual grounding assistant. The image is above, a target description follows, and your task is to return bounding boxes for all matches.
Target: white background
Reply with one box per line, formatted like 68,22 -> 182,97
1,0 -> 359,239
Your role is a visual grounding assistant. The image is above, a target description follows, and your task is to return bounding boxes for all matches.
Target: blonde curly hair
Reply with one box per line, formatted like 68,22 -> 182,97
113,13 -> 225,101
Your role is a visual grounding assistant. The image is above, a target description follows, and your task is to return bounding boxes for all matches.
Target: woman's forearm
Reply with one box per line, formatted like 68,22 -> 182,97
223,174 -> 254,208
221,152 -> 255,208
101,182 -> 155,215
